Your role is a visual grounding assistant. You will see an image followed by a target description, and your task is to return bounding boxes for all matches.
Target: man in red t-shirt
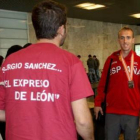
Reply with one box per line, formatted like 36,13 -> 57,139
94,27 -> 140,140
0,1 -> 94,140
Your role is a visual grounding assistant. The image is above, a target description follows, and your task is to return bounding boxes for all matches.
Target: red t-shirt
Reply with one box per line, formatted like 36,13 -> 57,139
0,43 -> 93,140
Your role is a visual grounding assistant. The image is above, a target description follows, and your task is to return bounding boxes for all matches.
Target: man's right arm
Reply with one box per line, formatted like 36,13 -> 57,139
0,110 -> 5,121
94,57 -> 111,119
0,85 -> 5,122
71,98 -> 94,140
0,72 -> 6,122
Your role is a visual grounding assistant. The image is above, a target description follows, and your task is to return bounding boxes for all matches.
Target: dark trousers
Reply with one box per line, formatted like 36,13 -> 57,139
0,122 -> 5,140
93,107 -> 105,140
105,114 -> 139,140
94,120 -> 105,140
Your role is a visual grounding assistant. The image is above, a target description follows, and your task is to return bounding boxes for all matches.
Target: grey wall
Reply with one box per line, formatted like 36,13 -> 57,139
28,14 -> 140,72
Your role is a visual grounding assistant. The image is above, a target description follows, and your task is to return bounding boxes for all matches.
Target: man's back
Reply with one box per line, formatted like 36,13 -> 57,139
0,1 -> 94,139
87,58 -> 95,68
1,43 -> 93,140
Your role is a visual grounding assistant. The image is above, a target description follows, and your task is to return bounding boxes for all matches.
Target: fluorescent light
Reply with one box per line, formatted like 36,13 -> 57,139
130,13 -> 140,18
75,2 -> 105,10
76,3 -> 95,7
83,4 -> 105,10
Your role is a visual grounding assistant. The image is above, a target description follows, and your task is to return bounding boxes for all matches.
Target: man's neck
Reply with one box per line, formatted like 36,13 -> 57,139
121,49 -> 131,58
37,38 -> 60,47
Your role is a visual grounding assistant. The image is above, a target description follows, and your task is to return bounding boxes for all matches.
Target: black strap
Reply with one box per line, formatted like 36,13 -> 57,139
104,58 -> 113,98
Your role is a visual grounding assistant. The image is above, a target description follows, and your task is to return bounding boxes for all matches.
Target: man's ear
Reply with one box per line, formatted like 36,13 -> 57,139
57,25 -> 65,36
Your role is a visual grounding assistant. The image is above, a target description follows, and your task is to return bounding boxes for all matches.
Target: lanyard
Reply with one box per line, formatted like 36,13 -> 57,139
120,51 -> 134,81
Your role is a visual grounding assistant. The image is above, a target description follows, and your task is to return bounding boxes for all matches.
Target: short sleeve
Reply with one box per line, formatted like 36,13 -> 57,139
70,61 -> 94,102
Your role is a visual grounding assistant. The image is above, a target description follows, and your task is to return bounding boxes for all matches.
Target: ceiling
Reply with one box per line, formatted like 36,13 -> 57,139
0,0 -> 140,25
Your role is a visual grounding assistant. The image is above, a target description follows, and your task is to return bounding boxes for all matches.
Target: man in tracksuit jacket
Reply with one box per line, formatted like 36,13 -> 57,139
94,26 -> 140,140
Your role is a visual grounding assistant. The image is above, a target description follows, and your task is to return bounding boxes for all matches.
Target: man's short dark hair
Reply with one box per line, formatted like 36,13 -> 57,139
88,55 -> 92,58
23,43 -> 32,48
32,0 -> 67,40
5,45 -> 22,58
0,55 -> 4,67
77,55 -> 81,58
118,26 -> 134,38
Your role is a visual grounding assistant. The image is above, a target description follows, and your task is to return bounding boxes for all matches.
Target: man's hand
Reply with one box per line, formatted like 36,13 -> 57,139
94,107 -> 103,120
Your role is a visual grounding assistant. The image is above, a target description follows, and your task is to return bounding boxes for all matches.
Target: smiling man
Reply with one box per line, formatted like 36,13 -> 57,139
94,27 -> 140,140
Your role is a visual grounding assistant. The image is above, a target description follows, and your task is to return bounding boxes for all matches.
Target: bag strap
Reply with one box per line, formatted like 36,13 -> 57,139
104,58 -> 113,100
